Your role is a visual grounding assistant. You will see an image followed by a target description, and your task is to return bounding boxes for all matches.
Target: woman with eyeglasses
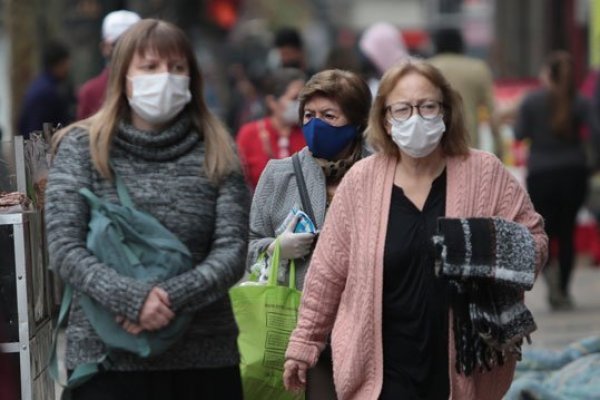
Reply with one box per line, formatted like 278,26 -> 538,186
283,59 -> 548,399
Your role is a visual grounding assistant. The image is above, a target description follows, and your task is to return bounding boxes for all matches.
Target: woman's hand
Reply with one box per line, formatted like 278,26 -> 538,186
115,288 -> 173,334
138,287 -> 174,331
116,316 -> 144,335
269,215 -> 315,259
283,359 -> 308,392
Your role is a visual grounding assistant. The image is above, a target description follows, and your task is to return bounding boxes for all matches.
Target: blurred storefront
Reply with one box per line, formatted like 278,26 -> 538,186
0,0 -> 596,138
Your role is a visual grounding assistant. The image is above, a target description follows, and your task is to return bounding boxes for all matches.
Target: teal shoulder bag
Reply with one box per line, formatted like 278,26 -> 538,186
50,172 -> 194,389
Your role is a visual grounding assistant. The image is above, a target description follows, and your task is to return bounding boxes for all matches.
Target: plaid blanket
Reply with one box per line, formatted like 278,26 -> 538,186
433,218 -> 538,376
505,336 -> 600,400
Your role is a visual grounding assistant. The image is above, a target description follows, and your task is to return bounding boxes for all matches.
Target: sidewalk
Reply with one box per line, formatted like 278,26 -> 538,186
524,260 -> 600,350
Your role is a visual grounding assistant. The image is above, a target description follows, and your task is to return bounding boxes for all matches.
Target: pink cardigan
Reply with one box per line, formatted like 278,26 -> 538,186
285,150 -> 548,400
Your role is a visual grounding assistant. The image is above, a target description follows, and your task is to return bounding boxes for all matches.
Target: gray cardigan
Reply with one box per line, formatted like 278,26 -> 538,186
248,147 -> 327,290
45,119 -> 250,371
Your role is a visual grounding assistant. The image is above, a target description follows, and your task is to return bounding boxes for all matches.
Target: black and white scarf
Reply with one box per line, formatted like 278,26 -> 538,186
433,217 -> 538,376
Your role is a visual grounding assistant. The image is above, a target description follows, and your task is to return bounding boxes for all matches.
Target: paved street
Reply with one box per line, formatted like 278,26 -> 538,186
524,259 -> 600,350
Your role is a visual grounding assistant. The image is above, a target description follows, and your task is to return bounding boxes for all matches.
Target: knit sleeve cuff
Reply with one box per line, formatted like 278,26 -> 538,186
285,339 -> 321,368
88,269 -> 154,322
158,278 -> 189,312
123,281 -> 154,322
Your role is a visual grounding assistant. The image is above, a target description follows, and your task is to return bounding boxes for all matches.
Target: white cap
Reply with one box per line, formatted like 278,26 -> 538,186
102,10 -> 141,43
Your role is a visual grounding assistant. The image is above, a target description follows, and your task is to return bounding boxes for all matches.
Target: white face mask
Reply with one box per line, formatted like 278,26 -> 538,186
390,114 -> 445,158
127,73 -> 192,125
281,99 -> 300,125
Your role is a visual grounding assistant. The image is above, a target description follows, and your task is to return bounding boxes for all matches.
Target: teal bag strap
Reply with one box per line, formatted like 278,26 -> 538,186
49,285 -> 113,391
113,172 -> 135,209
267,239 -> 297,289
78,188 -> 102,210
111,169 -> 154,266
79,186 -> 140,267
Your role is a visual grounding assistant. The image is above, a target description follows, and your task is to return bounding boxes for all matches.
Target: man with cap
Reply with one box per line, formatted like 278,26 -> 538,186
76,10 -> 140,120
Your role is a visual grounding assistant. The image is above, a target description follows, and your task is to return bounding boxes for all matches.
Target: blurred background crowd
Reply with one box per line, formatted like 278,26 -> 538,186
0,0 -> 594,139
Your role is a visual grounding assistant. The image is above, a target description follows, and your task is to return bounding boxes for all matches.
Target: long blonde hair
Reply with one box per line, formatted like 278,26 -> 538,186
54,19 -> 237,182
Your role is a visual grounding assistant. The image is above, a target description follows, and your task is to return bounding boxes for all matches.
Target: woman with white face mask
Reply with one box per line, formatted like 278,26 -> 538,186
283,60 -> 548,400
46,19 -> 249,399
236,68 -> 307,190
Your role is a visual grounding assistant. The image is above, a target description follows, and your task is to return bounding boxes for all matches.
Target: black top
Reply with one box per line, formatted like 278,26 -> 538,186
380,170 -> 449,400
513,89 -> 592,175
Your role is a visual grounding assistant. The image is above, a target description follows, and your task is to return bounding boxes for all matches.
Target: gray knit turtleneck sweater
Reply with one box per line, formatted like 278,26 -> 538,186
45,116 -> 250,371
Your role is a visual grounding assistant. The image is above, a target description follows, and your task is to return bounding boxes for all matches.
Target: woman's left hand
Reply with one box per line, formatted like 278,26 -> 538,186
283,359 -> 308,392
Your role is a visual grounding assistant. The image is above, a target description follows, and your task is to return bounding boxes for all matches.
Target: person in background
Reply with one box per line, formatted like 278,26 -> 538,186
18,40 -> 73,139
515,51 -> 593,311
77,10 -> 141,120
429,27 -> 503,157
283,59 -> 547,399
250,69 -> 372,399
271,27 -> 307,71
358,21 -> 408,97
324,28 -> 361,74
46,19 -> 249,399
236,68 -> 306,189
224,19 -> 273,133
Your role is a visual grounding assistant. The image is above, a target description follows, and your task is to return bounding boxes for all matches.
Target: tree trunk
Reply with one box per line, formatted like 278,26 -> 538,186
5,0 -> 39,137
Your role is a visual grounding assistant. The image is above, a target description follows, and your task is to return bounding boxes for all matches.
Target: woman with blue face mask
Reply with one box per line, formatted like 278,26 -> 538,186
283,60 -> 547,400
46,19 -> 249,399
248,69 -> 372,399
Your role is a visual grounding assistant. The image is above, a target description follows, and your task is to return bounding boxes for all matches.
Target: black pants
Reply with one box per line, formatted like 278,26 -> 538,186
70,366 -> 243,400
306,344 -> 337,400
527,167 -> 589,294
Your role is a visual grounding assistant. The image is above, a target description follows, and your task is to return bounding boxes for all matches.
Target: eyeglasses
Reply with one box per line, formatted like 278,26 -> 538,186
386,101 -> 443,122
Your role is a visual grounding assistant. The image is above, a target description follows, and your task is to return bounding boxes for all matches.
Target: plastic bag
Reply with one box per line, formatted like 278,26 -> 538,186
276,206 -> 317,236
230,239 -> 304,400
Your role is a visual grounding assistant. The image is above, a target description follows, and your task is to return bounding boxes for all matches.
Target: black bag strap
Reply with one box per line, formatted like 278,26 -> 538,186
292,153 -> 317,226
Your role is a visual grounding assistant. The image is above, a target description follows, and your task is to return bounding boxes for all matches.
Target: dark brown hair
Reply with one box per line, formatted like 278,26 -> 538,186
299,69 -> 372,132
545,51 -> 575,138
366,59 -> 470,159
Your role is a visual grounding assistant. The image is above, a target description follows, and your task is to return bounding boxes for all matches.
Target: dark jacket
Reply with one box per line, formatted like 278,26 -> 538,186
18,71 -> 71,138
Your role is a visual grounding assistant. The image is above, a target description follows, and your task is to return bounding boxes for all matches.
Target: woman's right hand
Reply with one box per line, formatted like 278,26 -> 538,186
269,214 -> 315,259
139,287 -> 174,331
283,359 -> 308,392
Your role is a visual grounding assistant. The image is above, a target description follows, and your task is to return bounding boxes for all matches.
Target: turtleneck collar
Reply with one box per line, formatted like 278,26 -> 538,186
113,115 -> 200,161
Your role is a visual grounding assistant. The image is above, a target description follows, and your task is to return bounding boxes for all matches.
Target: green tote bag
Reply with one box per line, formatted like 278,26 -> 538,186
230,240 -> 304,400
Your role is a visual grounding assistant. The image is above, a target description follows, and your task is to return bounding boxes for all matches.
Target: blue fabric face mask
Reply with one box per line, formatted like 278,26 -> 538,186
302,118 -> 358,160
